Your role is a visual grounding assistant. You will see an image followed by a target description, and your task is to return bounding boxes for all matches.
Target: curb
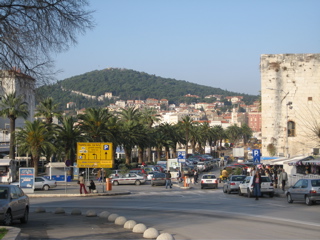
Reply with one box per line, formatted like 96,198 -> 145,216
2,226 -> 21,240
26,191 -> 131,198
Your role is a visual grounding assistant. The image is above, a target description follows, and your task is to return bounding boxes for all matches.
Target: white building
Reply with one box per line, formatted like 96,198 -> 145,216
0,70 -> 35,129
261,53 -> 320,157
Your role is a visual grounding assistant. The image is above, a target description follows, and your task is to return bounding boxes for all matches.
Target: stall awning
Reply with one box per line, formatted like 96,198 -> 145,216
287,156 -> 314,166
0,159 -> 13,166
301,158 -> 320,166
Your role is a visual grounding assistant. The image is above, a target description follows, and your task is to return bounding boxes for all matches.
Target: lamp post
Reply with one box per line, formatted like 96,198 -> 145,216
286,101 -> 293,158
266,88 -> 292,158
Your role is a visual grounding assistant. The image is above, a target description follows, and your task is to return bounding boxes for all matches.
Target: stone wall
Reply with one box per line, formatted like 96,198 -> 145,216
261,54 -> 320,157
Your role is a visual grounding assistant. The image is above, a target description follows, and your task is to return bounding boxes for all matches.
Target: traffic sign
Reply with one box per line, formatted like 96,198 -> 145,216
77,142 -> 113,168
252,149 -> 261,164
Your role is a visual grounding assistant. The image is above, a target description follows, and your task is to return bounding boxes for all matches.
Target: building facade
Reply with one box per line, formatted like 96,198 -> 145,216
0,70 -> 35,129
261,54 -> 320,157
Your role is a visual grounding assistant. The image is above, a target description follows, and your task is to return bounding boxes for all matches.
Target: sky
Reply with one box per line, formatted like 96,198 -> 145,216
53,0 -> 320,95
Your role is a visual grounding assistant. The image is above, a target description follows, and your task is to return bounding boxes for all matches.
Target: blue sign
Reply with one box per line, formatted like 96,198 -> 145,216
103,145 -> 109,150
252,149 -> 261,164
177,151 -> 186,159
177,151 -> 186,163
19,168 -> 35,189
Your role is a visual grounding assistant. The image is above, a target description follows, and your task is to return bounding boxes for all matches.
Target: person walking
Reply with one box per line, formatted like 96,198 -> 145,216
194,170 -> 198,184
252,171 -> 262,200
79,174 -> 88,194
177,169 -> 182,183
279,169 -> 288,192
165,170 -> 172,189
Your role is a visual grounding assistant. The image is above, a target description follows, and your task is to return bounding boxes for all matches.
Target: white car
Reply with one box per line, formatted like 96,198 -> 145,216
238,176 -> 274,198
111,173 -> 146,186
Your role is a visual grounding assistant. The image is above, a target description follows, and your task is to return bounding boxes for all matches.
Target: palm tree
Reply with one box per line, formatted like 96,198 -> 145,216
0,92 -> 29,159
226,124 -> 242,147
241,124 -> 253,145
178,115 -> 194,155
35,97 -> 62,124
56,116 -> 87,166
78,108 -> 111,142
139,108 -> 160,162
16,120 -> 55,175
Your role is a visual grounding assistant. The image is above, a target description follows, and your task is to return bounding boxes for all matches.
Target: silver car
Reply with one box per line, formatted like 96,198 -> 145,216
287,178 -> 320,205
0,185 -> 29,225
223,175 -> 247,194
12,176 -> 57,191
111,173 -> 146,186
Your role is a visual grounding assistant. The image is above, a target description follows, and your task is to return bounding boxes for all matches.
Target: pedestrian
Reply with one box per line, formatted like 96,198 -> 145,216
242,168 -> 247,176
252,171 -> 262,200
273,170 -> 278,188
279,169 -> 288,192
194,170 -> 198,184
97,169 -> 102,182
177,169 -> 182,183
165,170 -> 172,189
88,180 -> 96,193
79,174 -> 88,194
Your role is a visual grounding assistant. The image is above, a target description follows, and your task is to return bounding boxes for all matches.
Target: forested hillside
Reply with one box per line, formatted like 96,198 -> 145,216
36,68 -> 258,109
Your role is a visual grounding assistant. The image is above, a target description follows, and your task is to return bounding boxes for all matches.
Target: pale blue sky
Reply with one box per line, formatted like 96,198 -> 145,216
53,0 -> 320,95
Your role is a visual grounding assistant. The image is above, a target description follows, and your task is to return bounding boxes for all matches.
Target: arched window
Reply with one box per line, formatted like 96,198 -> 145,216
288,121 -> 295,137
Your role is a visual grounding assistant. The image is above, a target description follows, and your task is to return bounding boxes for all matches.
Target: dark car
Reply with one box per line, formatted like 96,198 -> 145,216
0,185 -> 29,225
151,172 -> 166,186
287,178 -> 320,205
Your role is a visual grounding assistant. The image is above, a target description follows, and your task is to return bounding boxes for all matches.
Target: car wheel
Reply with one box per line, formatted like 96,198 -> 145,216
43,185 -> 50,191
113,181 -> 119,186
287,193 -> 293,203
201,186 -> 204,189
20,208 -> 29,223
305,196 -> 313,206
135,180 -> 141,186
3,210 -> 12,226
238,188 -> 243,196
269,192 -> 274,198
247,188 -> 251,198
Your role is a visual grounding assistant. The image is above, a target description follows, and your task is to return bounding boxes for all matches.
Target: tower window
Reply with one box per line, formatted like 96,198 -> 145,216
288,121 -> 295,137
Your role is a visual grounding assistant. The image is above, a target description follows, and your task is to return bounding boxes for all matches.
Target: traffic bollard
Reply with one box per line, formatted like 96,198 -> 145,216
106,178 -> 112,191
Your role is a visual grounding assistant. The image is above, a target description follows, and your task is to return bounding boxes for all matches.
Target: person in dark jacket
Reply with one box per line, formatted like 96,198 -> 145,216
252,171 -> 262,200
165,170 -> 172,189
88,180 -> 96,193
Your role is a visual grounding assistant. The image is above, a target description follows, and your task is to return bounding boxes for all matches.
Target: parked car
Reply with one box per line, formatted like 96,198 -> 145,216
111,173 -> 146,186
201,174 -> 218,189
286,178 -> 320,205
129,169 -> 147,178
0,185 -> 29,225
151,172 -> 166,186
223,175 -> 247,194
109,170 -> 121,178
11,176 -> 57,191
238,176 -> 274,198
146,171 -> 160,181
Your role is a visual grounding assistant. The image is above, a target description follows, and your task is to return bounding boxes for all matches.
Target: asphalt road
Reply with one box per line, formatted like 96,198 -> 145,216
14,175 -> 320,240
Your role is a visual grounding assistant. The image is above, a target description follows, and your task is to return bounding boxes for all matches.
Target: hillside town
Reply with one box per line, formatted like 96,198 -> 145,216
67,93 -> 261,139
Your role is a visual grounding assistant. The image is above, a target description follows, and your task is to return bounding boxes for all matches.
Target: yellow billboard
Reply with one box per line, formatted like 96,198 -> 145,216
77,142 -> 113,168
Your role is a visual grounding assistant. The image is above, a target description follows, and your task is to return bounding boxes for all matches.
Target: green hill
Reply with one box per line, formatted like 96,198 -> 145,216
36,68 -> 258,109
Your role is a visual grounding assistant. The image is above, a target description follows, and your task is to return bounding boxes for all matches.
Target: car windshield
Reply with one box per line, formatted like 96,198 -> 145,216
231,176 -> 246,181
311,179 -> 320,187
261,177 -> 271,182
0,187 -> 9,199
202,175 -> 216,179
